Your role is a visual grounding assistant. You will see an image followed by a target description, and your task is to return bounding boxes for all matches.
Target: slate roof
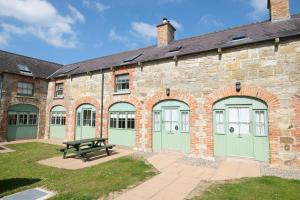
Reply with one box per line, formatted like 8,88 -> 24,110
0,50 -> 62,79
44,14 -> 300,78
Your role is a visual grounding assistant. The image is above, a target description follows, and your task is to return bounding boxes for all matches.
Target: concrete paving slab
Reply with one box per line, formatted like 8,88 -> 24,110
114,153 -> 263,200
38,149 -> 133,169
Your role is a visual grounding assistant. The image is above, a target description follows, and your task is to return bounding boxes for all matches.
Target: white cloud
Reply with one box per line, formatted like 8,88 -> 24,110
169,19 -> 183,30
68,4 -> 85,23
0,32 -> 9,46
109,28 -> 128,42
0,0 -> 82,48
200,15 -> 224,27
82,0 -> 110,13
131,22 -> 156,39
247,0 -> 268,20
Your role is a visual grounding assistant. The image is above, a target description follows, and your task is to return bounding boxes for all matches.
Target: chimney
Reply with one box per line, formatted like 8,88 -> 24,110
156,18 -> 176,47
268,0 -> 290,21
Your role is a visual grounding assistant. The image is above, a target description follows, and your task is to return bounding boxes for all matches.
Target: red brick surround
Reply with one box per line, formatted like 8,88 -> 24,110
204,85 -> 280,164
145,90 -> 198,153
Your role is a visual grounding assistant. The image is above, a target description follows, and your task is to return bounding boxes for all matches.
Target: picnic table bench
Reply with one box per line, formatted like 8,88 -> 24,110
59,138 -> 115,161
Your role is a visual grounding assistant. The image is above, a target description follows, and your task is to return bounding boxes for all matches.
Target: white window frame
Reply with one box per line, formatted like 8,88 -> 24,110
255,110 -> 268,137
181,111 -> 189,133
115,74 -> 129,92
214,110 -> 225,135
55,83 -> 63,97
17,82 -> 34,96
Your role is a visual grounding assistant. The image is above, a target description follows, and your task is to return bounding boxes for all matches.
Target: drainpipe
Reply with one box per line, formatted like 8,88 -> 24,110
0,73 -> 3,101
100,70 -> 104,138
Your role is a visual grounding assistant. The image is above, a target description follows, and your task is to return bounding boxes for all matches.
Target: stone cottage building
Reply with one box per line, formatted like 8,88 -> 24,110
1,0 -> 300,168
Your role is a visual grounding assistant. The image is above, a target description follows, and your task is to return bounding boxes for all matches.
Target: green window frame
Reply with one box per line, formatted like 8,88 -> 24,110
254,110 -> 268,137
110,112 -> 118,128
153,111 -> 161,132
115,74 -> 129,92
109,111 -> 135,130
55,83 -> 63,97
214,110 -> 225,135
8,111 -> 38,126
17,82 -> 34,96
8,112 -> 17,125
127,113 -> 135,129
51,111 -> 66,125
181,111 -> 189,132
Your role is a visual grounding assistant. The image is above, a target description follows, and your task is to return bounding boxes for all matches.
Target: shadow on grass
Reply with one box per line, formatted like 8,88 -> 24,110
0,178 -> 41,195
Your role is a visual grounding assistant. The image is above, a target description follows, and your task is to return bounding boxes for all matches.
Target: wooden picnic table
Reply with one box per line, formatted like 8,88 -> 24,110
60,138 -> 115,161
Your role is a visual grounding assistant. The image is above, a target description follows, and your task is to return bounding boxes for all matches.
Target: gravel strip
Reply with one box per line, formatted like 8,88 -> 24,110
261,166 -> 300,180
176,156 -> 218,168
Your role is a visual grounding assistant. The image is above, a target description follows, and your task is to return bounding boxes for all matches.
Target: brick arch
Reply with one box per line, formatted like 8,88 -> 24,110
45,101 -> 68,139
203,85 -> 280,164
103,96 -> 142,149
145,90 -> 198,153
71,97 -> 101,140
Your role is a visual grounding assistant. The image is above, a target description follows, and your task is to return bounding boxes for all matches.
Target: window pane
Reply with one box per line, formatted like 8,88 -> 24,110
77,112 -> 81,126
83,110 -> 92,126
118,112 -> 126,128
61,113 -> 66,125
92,111 -> 96,127
115,74 -> 129,92
239,108 -> 250,123
229,108 -> 238,122
240,124 -> 250,134
110,113 -> 117,128
127,113 -> 135,129
8,112 -> 17,125
181,112 -> 189,132
153,112 -> 160,132
17,82 -> 34,96
255,111 -> 266,136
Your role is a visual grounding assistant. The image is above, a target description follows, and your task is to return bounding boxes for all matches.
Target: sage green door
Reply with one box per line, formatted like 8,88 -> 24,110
50,105 -> 66,139
7,104 -> 38,141
152,100 -> 190,153
213,97 -> 269,162
76,104 -> 96,140
108,103 -> 135,147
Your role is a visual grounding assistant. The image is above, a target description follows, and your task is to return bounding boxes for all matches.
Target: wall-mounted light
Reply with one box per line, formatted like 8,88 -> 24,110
275,37 -> 280,52
236,82 -> 241,92
166,88 -> 170,96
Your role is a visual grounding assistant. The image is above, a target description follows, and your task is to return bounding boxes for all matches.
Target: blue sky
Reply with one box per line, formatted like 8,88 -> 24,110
0,0 -> 299,64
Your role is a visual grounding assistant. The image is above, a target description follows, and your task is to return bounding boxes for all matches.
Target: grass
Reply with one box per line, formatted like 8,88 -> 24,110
193,176 -> 300,200
0,142 -> 156,199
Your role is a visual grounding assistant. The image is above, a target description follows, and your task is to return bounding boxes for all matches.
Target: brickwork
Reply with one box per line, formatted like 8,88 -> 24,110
45,38 -> 300,168
269,0 -> 290,21
0,73 -> 49,141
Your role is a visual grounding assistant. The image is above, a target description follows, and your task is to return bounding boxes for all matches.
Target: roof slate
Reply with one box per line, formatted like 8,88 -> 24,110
0,50 -> 62,79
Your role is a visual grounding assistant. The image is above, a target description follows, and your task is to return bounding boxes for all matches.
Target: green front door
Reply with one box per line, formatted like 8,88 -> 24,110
152,100 -> 190,153
213,97 -> 269,162
7,104 -> 38,141
226,106 -> 254,158
50,105 -> 66,139
76,104 -> 96,140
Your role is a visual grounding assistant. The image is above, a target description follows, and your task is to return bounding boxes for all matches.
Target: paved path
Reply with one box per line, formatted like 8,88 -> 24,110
115,153 -> 261,200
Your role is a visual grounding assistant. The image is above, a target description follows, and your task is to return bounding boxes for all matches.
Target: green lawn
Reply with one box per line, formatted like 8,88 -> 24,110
0,142 -> 156,199
193,176 -> 300,200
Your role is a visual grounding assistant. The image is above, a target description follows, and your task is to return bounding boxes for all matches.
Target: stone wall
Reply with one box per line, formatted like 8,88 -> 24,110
46,37 -> 300,167
0,73 -> 49,141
